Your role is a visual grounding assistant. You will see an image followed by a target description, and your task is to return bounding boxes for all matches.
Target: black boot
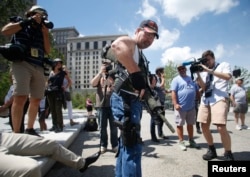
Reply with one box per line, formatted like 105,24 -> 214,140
79,151 -> 101,173
223,151 -> 234,161
202,145 -> 217,160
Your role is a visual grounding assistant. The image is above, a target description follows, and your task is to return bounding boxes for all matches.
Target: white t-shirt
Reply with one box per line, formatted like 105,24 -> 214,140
199,62 -> 231,106
230,84 -> 247,104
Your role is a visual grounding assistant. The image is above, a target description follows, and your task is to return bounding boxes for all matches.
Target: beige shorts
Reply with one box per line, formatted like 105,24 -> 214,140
197,99 -> 229,125
12,61 -> 46,99
174,108 -> 196,126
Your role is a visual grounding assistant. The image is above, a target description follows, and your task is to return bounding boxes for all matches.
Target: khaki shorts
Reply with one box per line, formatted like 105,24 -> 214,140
197,99 -> 229,125
12,61 -> 46,99
174,108 -> 196,126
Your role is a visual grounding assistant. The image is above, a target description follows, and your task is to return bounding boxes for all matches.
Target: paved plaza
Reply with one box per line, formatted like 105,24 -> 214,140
1,108 -> 249,177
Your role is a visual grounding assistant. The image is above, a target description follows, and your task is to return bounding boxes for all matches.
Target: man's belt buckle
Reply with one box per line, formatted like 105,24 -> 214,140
31,48 -> 39,57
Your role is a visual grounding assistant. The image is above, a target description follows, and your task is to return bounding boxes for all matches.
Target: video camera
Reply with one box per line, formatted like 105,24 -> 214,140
189,58 -> 208,73
182,57 -> 208,80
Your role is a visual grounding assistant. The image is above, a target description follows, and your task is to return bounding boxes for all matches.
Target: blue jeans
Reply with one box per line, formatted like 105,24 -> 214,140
110,92 -> 143,177
98,107 -> 118,148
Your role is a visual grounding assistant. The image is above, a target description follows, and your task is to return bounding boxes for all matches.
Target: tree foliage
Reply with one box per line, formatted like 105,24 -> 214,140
232,66 -> 250,87
164,60 -> 178,89
72,92 -> 96,109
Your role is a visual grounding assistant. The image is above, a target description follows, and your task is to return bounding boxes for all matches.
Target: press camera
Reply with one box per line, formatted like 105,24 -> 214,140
189,57 -> 208,73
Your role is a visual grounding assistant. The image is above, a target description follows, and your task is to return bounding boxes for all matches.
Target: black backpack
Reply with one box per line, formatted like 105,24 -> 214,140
84,115 -> 98,131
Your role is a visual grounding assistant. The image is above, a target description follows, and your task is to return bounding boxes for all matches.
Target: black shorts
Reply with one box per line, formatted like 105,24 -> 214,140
87,106 -> 93,112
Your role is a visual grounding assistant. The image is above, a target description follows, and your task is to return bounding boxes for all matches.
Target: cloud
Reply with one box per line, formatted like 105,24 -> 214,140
136,0 -> 157,19
150,27 -> 180,50
153,0 -> 239,25
160,46 -> 202,65
160,44 -> 226,65
214,44 -> 225,59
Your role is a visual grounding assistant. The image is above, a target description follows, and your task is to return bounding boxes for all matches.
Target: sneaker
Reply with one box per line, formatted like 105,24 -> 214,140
25,128 -> 41,137
202,148 -> 217,160
235,125 -> 242,130
189,139 -> 200,149
79,151 -> 101,173
241,125 -> 249,130
100,146 -> 107,154
223,151 -> 234,161
179,141 -> 187,151
112,146 -> 118,153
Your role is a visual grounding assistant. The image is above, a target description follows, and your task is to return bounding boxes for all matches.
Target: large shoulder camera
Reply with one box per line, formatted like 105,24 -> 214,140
189,57 -> 207,73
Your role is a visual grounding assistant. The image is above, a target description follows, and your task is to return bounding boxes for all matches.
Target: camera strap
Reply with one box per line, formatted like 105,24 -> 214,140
205,63 -> 220,92
209,63 -> 220,82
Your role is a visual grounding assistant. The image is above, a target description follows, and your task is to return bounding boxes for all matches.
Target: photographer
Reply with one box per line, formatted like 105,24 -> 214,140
1,5 -> 51,136
196,50 -> 234,161
154,67 -> 168,140
90,62 -> 118,154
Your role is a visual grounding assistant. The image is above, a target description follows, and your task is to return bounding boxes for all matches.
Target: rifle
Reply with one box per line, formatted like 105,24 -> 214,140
101,44 -> 175,133
141,87 -> 175,133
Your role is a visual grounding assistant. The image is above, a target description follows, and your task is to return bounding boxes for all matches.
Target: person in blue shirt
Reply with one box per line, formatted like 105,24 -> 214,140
171,64 -> 200,151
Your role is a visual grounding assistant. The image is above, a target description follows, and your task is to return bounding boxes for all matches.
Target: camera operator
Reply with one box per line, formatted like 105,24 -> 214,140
90,62 -> 118,154
1,5 -> 51,136
196,50 -> 234,161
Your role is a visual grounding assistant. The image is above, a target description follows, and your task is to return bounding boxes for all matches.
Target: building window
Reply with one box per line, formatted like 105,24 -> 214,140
94,41 -> 98,49
102,41 -> 107,47
85,42 -> 89,50
77,42 -> 81,50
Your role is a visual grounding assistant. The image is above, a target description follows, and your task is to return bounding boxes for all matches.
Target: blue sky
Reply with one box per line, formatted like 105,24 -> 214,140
38,0 -> 250,73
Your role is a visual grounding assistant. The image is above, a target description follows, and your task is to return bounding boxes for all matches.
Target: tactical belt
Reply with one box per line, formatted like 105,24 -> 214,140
118,89 -> 139,100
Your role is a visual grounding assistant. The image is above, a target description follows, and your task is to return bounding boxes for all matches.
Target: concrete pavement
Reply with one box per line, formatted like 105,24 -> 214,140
43,108 -> 250,177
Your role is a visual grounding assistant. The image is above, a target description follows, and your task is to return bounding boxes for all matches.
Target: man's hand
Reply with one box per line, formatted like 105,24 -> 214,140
174,104 -> 181,111
130,71 -> 146,91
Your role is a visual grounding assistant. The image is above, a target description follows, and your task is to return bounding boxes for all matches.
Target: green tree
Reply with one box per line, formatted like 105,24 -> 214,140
232,66 -> 250,87
72,92 -> 96,109
164,60 -> 178,89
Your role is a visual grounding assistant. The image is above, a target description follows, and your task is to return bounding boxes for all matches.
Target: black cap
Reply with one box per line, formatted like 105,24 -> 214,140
139,20 -> 159,39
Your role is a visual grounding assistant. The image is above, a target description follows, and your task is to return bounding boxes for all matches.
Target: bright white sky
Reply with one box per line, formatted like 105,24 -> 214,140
38,0 -> 250,73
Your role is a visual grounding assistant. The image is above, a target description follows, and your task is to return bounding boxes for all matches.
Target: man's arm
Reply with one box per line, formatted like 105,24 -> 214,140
41,25 -> 50,54
199,63 -> 232,81
158,73 -> 165,88
1,22 -> 22,36
171,90 -> 181,110
91,65 -> 105,87
111,36 -> 140,74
